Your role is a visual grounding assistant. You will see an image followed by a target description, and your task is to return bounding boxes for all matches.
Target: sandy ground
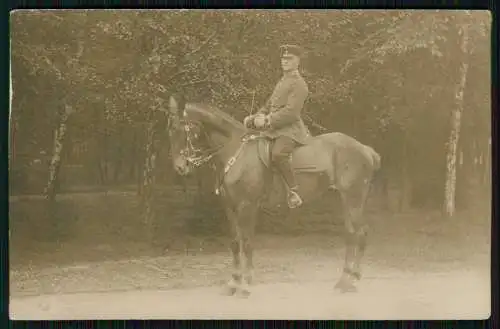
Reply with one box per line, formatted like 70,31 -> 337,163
10,264 -> 490,320
9,209 -> 492,320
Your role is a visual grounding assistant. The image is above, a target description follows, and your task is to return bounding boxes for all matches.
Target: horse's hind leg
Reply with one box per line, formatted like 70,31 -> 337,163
335,181 -> 371,293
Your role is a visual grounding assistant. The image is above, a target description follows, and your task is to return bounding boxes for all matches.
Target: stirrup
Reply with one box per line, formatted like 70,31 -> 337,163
287,188 -> 303,209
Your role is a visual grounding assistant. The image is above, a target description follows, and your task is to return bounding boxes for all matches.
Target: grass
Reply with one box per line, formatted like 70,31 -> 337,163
9,189 -> 491,298
10,218 -> 490,298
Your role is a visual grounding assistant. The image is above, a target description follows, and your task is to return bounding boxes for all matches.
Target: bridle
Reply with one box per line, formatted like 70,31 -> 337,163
168,111 -> 225,169
168,108 -> 266,196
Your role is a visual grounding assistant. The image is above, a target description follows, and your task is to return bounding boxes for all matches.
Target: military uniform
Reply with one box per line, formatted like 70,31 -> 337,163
245,44 -> 310,208
256,69 -> 310,144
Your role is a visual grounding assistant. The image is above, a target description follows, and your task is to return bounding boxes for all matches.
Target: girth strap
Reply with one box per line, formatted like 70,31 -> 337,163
215,134 -> 260,195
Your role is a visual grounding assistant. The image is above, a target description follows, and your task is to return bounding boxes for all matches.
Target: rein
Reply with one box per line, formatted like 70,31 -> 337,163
170,109 -> 270,196
173,114 -> 268,195
177,117 -> 226,169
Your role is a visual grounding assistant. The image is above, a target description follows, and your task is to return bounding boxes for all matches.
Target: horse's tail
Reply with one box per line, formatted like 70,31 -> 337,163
370,149 -> 382,172
365,147 -> 382,209
364,145 -> 381,172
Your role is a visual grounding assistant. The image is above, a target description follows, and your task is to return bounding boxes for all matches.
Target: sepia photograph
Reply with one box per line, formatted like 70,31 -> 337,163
9,9 -> 491,320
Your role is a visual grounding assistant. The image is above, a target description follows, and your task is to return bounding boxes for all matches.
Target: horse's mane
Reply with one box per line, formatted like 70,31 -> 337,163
185,102 -> 245,135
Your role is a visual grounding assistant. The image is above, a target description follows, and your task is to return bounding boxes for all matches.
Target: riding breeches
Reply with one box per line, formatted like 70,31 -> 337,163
270,136 -> 298,189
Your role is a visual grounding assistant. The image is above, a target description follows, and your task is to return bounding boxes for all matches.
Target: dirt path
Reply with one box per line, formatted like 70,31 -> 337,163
10,259 -> 490,320
9,212 -> 491,320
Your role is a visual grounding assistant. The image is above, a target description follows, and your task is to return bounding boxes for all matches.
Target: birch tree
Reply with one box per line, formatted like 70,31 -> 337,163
340,10 -> 488,216
44,104 -> 75,201
12,11 -> 94,196
10,10 -> 490,238
443,14 -> 471,217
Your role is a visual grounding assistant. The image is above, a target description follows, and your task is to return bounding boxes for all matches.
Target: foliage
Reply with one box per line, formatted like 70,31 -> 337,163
10,10 -> 491,214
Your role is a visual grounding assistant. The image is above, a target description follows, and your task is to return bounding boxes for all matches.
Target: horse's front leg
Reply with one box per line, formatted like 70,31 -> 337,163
239,202 -> 258,297
223,199 -> 258,298
222,206 -> 242,296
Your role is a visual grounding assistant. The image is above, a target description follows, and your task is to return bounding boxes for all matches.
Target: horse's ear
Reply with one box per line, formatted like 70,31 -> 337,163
177,93 -> 186,111
169,94 -> 187,115
168,95 -> 178,114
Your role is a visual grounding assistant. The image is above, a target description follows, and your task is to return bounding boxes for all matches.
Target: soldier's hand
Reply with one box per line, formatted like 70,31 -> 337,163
254,114 -> 267,129
243,115 -> 254,128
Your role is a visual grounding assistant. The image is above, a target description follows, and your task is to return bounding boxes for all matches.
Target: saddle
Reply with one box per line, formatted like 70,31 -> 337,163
243,133 -> 336,187
243,133 -> 324,173
216,133 -> 337,198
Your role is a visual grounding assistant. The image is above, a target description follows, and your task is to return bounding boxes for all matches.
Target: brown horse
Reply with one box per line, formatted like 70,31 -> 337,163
166,95 -> 381,296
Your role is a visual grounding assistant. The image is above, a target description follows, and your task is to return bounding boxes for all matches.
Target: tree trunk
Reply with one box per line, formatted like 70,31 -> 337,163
444,23 -> 469,218
43,104 -> 74,240
44,104 -> 73,202
131,127 -> 140,186
112,124 -> 125,185
456,139 -> 475,211
99,123 -> 109,189
141,117 -> 157,240
399,131 -> 412,212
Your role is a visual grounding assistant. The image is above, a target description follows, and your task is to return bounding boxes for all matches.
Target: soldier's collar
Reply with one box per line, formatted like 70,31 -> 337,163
283,69 -> 300,77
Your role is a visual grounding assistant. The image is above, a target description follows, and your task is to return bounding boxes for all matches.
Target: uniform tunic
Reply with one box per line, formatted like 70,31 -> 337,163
256,70 -> 310,145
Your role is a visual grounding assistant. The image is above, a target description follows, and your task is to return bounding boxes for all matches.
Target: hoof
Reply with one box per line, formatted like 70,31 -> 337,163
236,281 -> 251,298
343,268 -> 362,281
244,274 -> 253,285
221,285 -> 238,296
334,278 -> 358,293
237,288 -> 251,298
351,271 -> 361,281
222,278 -> 239,296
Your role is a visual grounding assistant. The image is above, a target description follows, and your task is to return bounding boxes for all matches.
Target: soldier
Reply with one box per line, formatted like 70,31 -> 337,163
244,44 -> 310,208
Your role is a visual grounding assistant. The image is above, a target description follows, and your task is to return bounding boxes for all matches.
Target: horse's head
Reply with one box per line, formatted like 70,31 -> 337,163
168,95 -> 244,177
167,95 -> 203,176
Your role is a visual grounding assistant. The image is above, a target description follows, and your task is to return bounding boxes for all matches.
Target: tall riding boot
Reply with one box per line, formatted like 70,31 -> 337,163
276,157 -> 303,208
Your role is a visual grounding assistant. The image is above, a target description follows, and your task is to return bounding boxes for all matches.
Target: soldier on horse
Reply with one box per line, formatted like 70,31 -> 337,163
243,44 -> 310,209
166,43 -> 381,295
